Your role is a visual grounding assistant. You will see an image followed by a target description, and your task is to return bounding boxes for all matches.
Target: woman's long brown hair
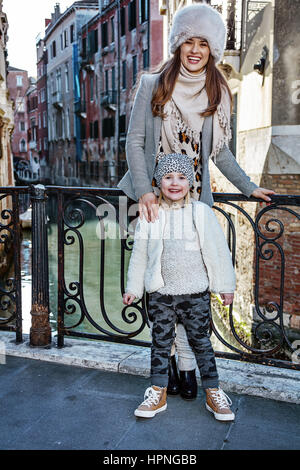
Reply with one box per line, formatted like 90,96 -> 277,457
149,48 -> 233,119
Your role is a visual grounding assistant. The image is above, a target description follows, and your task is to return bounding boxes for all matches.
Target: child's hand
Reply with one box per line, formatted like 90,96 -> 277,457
123,293 -> 136,305
220,293 -> 234,306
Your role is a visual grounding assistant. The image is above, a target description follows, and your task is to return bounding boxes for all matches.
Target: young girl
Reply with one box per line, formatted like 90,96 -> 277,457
123,153 -> 236,421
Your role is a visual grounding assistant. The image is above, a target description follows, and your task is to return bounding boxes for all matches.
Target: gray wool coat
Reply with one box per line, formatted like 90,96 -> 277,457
117,73 -> 258,206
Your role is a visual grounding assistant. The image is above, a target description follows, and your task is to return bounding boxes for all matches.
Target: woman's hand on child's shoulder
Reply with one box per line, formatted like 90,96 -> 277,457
220,293 -> 234,306
123,293 -> 136,305
139,192 -> 159,223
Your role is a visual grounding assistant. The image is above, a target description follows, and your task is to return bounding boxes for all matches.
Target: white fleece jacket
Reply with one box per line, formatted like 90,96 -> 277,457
125,201 -> 236,299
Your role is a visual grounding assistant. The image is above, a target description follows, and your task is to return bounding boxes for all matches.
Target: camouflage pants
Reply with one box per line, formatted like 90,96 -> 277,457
149,290 -> 219,390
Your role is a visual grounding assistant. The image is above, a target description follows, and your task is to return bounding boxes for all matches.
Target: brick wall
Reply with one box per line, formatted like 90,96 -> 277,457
210,168 -> 300,332
258,173 -> 300,328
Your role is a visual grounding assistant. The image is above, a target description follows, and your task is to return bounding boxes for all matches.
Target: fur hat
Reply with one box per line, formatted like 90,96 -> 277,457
169,3 -> 227,64
154,153 -> 194,188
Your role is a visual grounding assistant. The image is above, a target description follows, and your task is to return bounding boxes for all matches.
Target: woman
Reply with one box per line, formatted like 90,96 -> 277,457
118,3 -> 275,398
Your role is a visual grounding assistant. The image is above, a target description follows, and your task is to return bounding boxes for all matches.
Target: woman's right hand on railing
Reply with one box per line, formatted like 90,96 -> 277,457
138,192 -> 159,223
123,293 -> 136,305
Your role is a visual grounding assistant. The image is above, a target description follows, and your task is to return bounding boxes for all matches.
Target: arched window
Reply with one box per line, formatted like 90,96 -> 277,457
19,139 -> 26,153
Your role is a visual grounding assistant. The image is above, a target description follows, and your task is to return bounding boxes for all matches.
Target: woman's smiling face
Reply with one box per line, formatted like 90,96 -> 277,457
180,37 -> 210,74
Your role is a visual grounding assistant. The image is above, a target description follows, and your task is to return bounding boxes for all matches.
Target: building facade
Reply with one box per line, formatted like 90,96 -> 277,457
7,66 -> 30,163
77,0 -> 163,186
0,1 -> 15,276
45,1 -> 99,185
36,36 -> 49,182
26,78 -> 40,181
0,2 -> 14,188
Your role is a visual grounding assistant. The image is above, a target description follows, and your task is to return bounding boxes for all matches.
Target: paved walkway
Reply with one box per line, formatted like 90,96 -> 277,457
1,355 -> 300,451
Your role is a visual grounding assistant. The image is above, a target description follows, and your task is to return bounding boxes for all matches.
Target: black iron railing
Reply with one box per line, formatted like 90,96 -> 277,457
0,185 -> 299,370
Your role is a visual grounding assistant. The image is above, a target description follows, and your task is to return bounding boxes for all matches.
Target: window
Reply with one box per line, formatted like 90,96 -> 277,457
94,121 -> 99,139
105,70 -> 109,92
64,29 -> 68,48
66,108 -> 71,139
20,139 -> 26,153
38,114 -> 41,129
16,97 -> 25,112
82,37 -> 87,59
111,66 -> 115,92
41,88 -> 46,103
19,121 -> 25,132
90,75 -> 94,102
120,7 -> 126,36
70,24 -> 75,43
16,75 -> 23,87
82,81 -> 86,106
44,137 -> 48,151
43,111 -> 47,128
80,121 -> 86,140
139,0 -> 148,23
50,73 -> 55,94
56,68 -> 62,93
119,115 -> 126,134
132,55 -> 137,85
143,49 -> 149,69
122,61 -> 126,89
111,16 -> 115,43
88,29 -> 98,55
102,117 -> 115,138
51,40 -> 56,58
30,118 -> 37,141
60,33 -> 64,51
128,0 -> 136,31
56,111 -> 63,139
101,22 -> 108,48
65,64 -> 70,92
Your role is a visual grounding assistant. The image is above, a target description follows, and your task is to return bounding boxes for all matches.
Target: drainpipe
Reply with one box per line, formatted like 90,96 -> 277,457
117,0 -> 121,180
147,0 -> 150,68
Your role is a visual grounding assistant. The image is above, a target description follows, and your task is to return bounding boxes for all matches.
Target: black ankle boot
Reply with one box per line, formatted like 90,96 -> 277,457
180,369 -> 198,400
167,356 -> 180,395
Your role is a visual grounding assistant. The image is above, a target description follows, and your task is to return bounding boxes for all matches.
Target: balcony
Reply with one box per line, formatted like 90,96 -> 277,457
74,100 -> 87,119
52,90 -> 63,109
100,90 -> 117,110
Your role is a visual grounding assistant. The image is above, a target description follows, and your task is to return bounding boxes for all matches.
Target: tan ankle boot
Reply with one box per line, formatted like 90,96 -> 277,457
206,388 -> 235,421
134,385 -> 167,418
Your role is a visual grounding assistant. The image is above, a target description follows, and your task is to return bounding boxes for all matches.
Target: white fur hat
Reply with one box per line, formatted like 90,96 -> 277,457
169,3 -> 227,64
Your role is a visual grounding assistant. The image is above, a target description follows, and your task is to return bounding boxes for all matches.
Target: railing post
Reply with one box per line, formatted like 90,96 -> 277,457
29,184 -> 51,347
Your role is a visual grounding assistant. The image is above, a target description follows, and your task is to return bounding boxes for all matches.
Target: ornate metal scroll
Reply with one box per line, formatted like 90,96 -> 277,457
55,188 -> 149,348
0,190 -> 22,342
211,194 -> 300,369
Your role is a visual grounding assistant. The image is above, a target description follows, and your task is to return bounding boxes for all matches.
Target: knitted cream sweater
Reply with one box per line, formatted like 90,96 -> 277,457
125,200 -> 236,299
157,205 -> 209,295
